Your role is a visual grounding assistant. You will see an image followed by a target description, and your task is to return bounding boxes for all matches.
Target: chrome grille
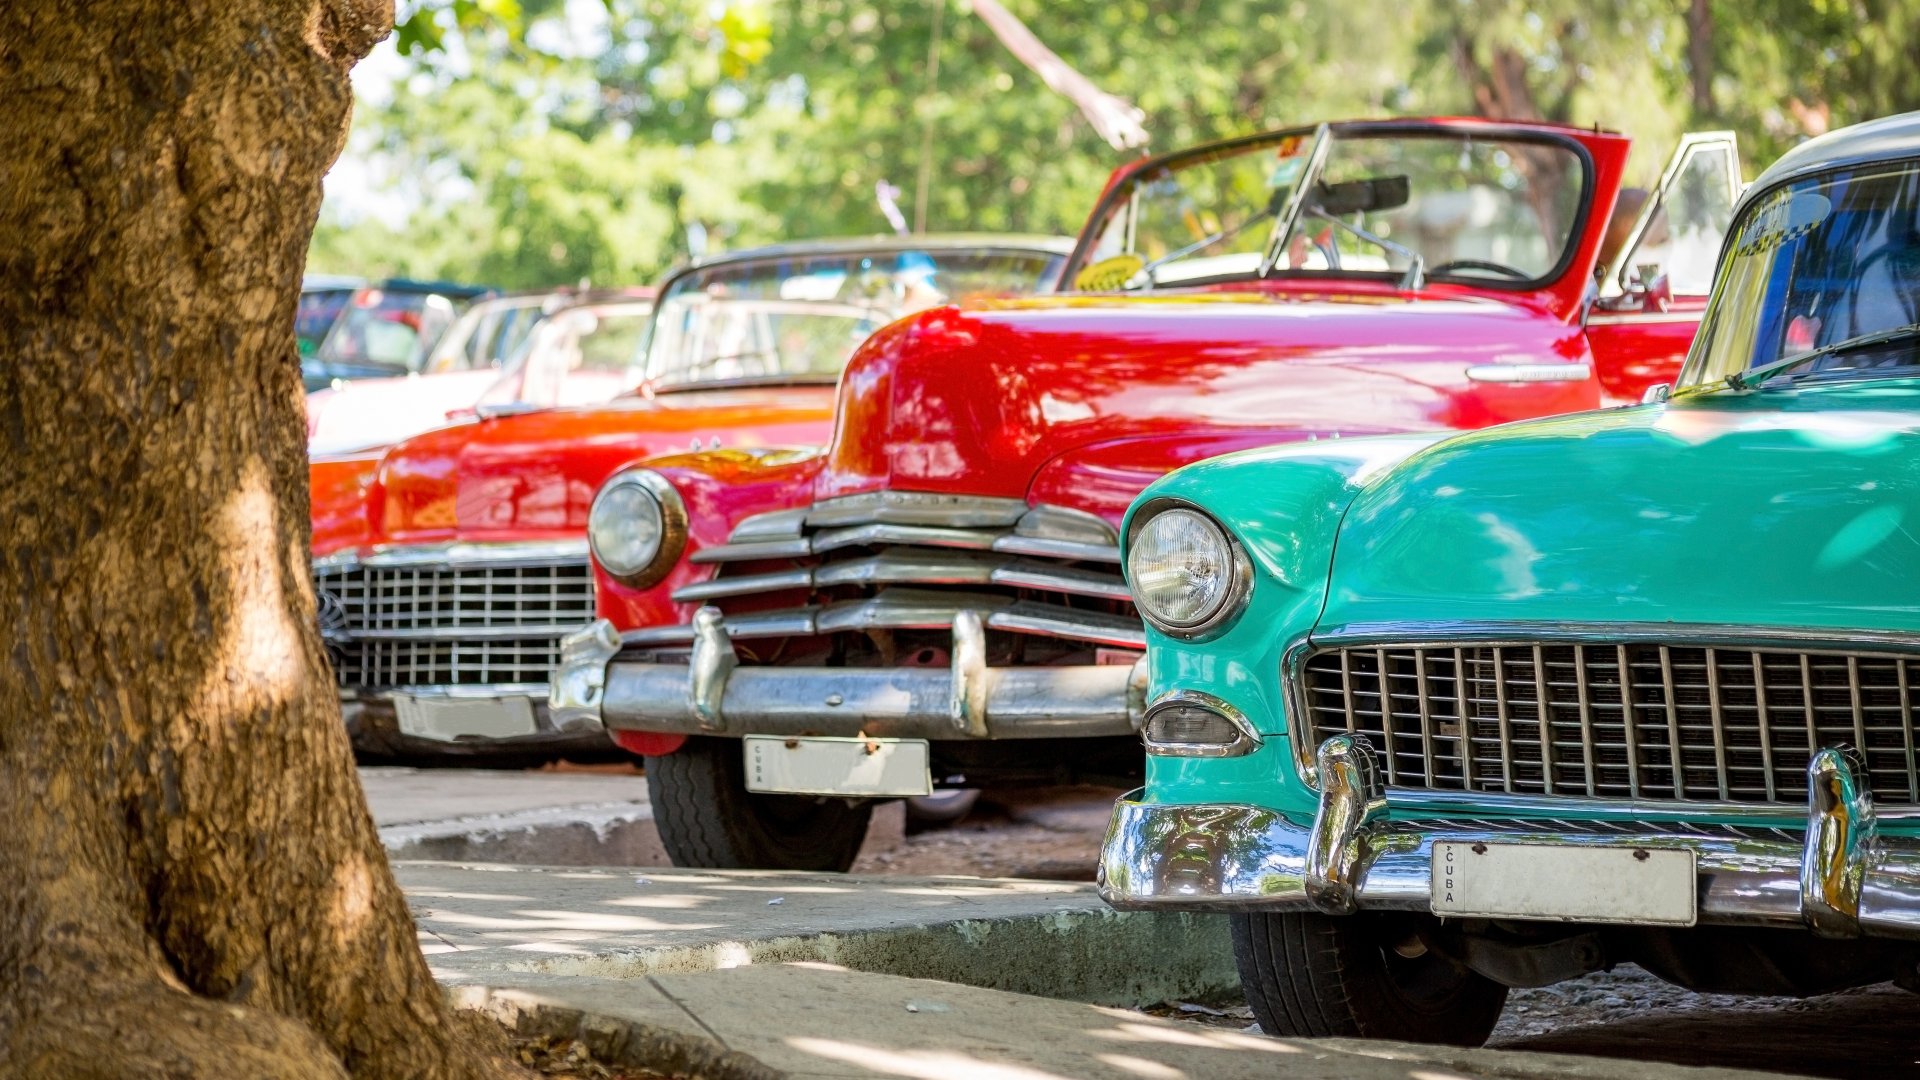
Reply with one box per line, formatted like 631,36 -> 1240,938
636,492 -> 1141,650
314,545 -> 592,691
1300,642 -> 1920,806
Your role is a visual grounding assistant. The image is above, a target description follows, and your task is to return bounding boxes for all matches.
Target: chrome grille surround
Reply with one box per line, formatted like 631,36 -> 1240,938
313,541 -> 593,693
1290,624 -> 1920,808
630,492 -> 1142,650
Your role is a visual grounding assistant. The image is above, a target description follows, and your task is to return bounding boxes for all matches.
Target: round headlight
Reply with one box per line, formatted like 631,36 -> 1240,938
587,471 -> 686,587
1127,506 -> 1246,636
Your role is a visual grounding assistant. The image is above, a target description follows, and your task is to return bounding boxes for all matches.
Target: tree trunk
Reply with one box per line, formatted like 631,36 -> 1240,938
0,4 -> 515,1077
1687,0 -> 1715,117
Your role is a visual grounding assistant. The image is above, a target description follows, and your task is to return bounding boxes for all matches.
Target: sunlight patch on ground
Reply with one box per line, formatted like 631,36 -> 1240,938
785,1037 -> 1078,1080
1088,1020 -> 1300,1054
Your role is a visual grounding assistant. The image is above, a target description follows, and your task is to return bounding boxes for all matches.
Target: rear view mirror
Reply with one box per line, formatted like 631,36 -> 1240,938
1311,175 -> 1410,216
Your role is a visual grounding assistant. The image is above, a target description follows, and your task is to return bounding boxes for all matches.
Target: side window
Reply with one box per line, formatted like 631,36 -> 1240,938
1605,133 -> 1740,300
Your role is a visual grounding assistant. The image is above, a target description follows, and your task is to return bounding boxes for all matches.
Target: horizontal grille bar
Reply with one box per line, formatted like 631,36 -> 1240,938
330,635 -> 568,690
314,553 -> 592,690
1300,642 -> 1920,806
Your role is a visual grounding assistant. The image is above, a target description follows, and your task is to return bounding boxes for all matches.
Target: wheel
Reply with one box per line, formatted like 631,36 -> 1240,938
1231,912 -> 1507,1045
645,736 -> 872,871
905,789 -> 979,832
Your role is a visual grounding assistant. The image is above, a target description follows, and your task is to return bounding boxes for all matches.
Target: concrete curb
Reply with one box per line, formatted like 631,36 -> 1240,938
516,904 -> 1237,1006
406,862 -> 1237,1007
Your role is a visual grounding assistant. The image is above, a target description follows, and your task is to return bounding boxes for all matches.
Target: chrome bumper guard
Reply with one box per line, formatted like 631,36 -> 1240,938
1098,734 -> 1920,940
550,611 -> 1149,740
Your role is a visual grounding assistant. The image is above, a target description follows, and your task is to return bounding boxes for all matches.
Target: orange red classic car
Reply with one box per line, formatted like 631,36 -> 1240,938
549,117 -> 1744,870
307,236 -> 1073,762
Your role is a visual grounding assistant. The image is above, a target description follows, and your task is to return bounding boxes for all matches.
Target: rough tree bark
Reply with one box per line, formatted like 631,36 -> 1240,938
0,4 -> 516,1077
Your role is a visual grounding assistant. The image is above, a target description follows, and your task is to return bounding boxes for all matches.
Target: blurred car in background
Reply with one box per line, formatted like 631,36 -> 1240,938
553,117 -> 1742,872
301,279 -> 493,391
305,287 -> 654,458
309,235 -> 1073,765
298,274 -> 364,358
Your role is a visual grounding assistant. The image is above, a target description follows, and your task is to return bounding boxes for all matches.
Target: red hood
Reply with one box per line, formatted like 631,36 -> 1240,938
335,387 -> 836,549
815,287 -> 1595,514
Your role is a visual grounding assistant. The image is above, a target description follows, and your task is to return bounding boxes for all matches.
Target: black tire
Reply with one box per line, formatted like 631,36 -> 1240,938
646,736 -> 873,871
1231,911 -> 1507,1045
905,789 -> 979,831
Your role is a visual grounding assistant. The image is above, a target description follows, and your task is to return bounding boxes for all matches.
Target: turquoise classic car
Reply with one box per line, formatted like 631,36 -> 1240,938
1100,109 -> 1920,1046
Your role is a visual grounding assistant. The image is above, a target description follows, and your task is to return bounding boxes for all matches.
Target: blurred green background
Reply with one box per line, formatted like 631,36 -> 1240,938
310,0 -> 1920,290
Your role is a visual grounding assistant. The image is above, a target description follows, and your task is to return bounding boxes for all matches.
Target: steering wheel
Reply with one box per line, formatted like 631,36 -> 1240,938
1428,259 -> 1530,280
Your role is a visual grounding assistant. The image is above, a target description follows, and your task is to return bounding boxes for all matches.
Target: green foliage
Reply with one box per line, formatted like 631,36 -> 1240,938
311,0 -> 1920,291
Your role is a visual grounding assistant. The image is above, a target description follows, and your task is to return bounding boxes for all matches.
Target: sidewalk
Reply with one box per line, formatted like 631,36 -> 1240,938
453,963 -> 1786,1080
406,862 -> 1794,1080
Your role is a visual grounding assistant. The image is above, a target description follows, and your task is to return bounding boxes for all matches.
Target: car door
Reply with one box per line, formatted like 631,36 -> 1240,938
1584,131 -> 1741,403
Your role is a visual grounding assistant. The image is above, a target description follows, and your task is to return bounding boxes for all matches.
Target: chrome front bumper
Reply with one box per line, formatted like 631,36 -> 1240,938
549,614 -> 1149,740
1098,734 -> 1920,940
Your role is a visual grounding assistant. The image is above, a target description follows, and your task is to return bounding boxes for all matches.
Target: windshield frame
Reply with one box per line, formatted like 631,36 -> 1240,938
1675,153 -> 1920,395
1063,120 -> 1599,295
636,243 -> 1069,393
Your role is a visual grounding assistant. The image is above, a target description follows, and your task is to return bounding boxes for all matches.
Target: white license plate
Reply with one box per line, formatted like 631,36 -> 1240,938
393,695 -> 537,742
1431,842 -> 1697,926
743,735 -> 932,797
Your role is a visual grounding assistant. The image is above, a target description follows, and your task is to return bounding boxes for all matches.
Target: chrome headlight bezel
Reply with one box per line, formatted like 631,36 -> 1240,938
1124,500 -> 1252,640
587,469 -> 688,588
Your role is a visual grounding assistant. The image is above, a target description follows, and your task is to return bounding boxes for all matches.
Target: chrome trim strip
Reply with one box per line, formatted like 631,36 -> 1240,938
312,539 -> 590,573
690,539 -> 812,563
990,535 -> 1122,563
325,624 -> 587,643
727,507 -> 809,542
1142,689 -> 1263,758
804,491 -> 1027,529
1314,620 -> 1920,654
1463,361 -> 1594,383
988,562 -> 1130,600
671,568 -> 814,603
811,523 -> 1000,555
349,683 -> 551,700
622,594 -> 1145,650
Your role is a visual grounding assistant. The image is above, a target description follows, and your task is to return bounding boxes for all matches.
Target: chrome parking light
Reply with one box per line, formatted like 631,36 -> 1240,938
1141,691 -> 1260,757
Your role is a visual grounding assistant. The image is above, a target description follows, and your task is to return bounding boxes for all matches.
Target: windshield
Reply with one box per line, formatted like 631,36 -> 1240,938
1680,162 -> 1920,389
642,246 -> 1064,388
313,288 -> 462,373
481,302 -> 657,409
1076,127 -> 1588,290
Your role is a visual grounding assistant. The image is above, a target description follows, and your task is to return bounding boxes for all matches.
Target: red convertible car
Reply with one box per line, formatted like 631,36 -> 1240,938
550,118 -> 1744,870
308,236 -> 1074,763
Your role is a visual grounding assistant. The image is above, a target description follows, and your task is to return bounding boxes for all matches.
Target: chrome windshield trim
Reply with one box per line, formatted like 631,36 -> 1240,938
312,539 -> 590,573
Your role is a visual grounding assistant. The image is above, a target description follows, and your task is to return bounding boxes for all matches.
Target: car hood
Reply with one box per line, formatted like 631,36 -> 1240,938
814,289 -> 1588,514
360,386 -> 837,547
1319,379 -> 1920,637
307,370 -> 503,457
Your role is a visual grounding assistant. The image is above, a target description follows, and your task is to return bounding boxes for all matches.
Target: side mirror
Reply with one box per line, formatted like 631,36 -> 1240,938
1640,383 -> 1673,405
